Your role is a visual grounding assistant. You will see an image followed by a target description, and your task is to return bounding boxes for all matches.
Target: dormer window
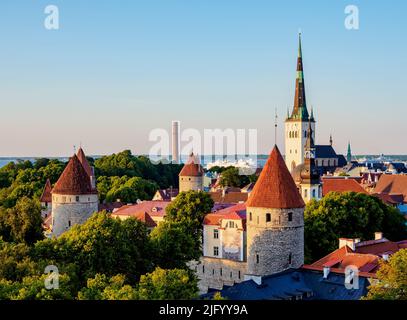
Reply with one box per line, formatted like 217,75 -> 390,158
266,213 -> 271,222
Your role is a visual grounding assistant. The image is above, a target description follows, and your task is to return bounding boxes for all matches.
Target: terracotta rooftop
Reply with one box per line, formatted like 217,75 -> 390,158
76,147 -> 93,177
112,200 -> 171,218
52,154 -> 96,195
132,211 -> 157,228
204,203 -> 246,230
322,178 -> 368,196
374,174 -> 407,202
179,152 -> 204,177
246,146 -> 305,209
40,179 -> 52,203
209,191 -> 248,204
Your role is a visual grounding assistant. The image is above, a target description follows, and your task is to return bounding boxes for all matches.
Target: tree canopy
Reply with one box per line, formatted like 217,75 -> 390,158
304,192 -> 407,263
364,249 -> 407,300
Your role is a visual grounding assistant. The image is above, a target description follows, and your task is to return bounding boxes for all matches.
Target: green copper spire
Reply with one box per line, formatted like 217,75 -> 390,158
347,141 -> 352,162
287,32 -> 310,121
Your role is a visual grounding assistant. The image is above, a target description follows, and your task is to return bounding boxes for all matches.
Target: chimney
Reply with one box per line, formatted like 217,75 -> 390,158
172,121 -> 180,164
339,238 -> 357,251
323,266 -> 330,279
375,232 -> 383,240
90,176 -> 96,189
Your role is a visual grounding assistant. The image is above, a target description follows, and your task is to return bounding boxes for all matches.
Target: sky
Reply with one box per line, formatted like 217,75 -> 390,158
0,0 -> 406,157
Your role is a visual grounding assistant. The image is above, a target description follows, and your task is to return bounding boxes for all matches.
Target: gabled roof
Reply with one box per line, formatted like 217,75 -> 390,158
52,154 -> 96,195
76,147 -> 93,177
322,178 -> 368,196
374,174 -> 407,201
246,146 -> 305,209
204,203 -> 246,229
112,200 -> 171,218
179,152 -> 204,177
40,179 -> 52,202
209,191 -> 248,204
132,211 -> 157,227
315,145 -> 338,158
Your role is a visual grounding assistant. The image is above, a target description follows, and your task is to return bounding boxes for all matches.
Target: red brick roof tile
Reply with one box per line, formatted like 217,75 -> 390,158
77,147 -> 93,177
40,179 -> 52,203
179,152 -> 204,177
374,174 -> 407,202
322,178 -> 368,196
246,146 -> 304,209
52,155 -> 96,195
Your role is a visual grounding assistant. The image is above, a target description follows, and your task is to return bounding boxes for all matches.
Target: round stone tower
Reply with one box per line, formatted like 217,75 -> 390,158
246,145 -> 305,277
179,152 -> 204,192
51,153 -> 98,237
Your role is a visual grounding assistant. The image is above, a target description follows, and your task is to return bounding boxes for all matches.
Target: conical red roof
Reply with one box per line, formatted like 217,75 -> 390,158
179,152 -> 204,177
40,179 -> 52,202
52,154 -> 96,195
246,146 -> 305,209
77,147 -> 93,177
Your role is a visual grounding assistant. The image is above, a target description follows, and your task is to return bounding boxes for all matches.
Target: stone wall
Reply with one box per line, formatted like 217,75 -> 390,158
246,207 -> 304,276
51,193 -> 99,237
179,176 -> 203,192
191,257 -> 248,294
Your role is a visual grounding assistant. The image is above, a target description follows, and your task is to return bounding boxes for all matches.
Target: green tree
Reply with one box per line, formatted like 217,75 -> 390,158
219,167 -> 249,188
165,191 -> 214,238
364,249 -> 407,300
78,274 -> 138,300
137,267 -> 198,300
304,192 -> 407,263
33,212 -> 153,284
150,221 -> 200,269
0,197 -> 44,244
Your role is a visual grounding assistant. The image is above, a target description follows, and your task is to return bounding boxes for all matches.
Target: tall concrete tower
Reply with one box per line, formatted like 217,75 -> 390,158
246,146 -> 305,277
285,33 -> 315,172
172,121 -> 180,164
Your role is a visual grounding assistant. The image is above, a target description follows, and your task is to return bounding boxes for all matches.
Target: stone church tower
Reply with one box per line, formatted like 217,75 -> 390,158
292,122 -> 321,203
245,146 -> 305,277
51,150 -> 98,238
285,33 -> 315,172
179,152 -> 204,192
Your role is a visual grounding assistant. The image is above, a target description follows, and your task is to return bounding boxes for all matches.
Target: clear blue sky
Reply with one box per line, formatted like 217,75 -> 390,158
0,0 -> 406,157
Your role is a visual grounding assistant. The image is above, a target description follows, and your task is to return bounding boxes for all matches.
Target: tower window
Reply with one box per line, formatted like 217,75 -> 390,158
278,215 -> 281,225
256,254 -> 259,264
249,212 -> 252,221
68,220 -> 71,227
212,269 -> 215,275
76,196 -> 79,202
213,229 -> 219,239
220,268 -> 223,276
289,253 -> 292,265
213,246 -> 219,256
312,189 -> 316,198
230,271 -> 232,278
266,213 -> 271,222
238,271 -> 241,279
288,212 -> 293,222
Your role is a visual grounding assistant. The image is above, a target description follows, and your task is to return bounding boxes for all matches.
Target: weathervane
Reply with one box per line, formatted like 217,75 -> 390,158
274,108 -> 278,145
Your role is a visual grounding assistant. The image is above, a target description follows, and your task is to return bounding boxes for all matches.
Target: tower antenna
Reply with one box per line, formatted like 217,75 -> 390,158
274,108 -> 278,146
73,145 -> 76,154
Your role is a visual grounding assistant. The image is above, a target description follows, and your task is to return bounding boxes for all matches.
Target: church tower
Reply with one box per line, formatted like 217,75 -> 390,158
347,142 -> 352,163
285,33 -> 315,172
298,122 -> 321,202
179,152 -> 204,192
245,146 -> 305,277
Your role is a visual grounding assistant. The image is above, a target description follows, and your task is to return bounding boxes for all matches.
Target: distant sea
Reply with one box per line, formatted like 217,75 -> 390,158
1,155 -> 407,169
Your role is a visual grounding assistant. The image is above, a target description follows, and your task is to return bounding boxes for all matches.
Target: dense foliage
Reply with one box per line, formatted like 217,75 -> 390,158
364,249 -> 407,300
304,192 -> 407,263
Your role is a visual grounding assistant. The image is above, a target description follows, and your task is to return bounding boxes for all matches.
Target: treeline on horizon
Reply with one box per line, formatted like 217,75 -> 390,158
0,150 -> 183,208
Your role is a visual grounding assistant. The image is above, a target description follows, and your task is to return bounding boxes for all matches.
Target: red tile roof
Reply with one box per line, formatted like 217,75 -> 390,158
246,146 -> 304,209
77,147 -> 93,177
132,211 -> 157,227
209,191 -> 248,204
374,174 -> 407,202
40,179 -> 52,203
322,178 -> 368,196
204,203 -> 246,229
52,155 -> 97,195
372,193 -> 404,205
112,200 -> 170,218
179,152 -> 204,177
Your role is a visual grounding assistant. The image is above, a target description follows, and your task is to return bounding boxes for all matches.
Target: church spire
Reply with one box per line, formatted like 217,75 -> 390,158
347,141 -> 352,162
289,32 -> 309,121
